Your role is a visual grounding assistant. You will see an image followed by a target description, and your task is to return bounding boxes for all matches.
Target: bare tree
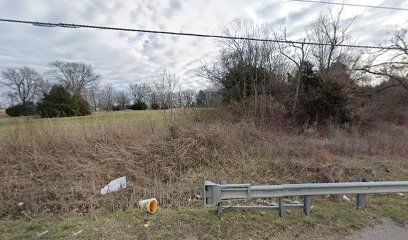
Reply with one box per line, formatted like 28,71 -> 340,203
274,8 -> 353,118
182,89 -> 196,107
154,77 -> 167,110
199,19 -> 289,125
84,83 -> 99,111
150,90 -> 160,109
114,90 -> 130,110
154,69 -> 180,110
129,83 -> 151,104
307,7 -> 354,75
200,19 -> 285,99
37,78 -> 52,97
98,84 -> 114,111
50,61 -> 101,96
357,28 -> 408,94
275,26 -> 312,116
1,67 -> 42,105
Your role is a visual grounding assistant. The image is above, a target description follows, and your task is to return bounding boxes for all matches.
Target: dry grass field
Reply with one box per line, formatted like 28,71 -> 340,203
1,109 -> 408,239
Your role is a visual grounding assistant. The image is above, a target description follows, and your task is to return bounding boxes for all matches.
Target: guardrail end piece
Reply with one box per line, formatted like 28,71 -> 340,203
204,180 -> 221,207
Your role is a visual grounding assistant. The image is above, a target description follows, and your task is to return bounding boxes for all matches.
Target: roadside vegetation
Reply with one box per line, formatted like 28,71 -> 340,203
1,109 -> 407,239
0,7 -> 407,240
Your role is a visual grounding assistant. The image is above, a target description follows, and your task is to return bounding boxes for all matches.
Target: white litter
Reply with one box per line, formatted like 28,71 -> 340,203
342,195 -> 350,201
72,229 -> 83,236
18,202 -> 24,207
100,176 -> 127,195
36,230 -> 48,237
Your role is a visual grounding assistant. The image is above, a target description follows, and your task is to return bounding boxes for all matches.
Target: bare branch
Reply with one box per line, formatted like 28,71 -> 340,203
50,61 -> 101,96
1,67 -> 42,104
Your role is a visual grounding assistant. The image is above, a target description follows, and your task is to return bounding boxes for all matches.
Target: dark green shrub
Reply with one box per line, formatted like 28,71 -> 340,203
295,61 -> 350,125
131,102 -> 147,110
72,95 -> 91,116
195,90 -> 207,107
112,105 -> 122,111
37,85 -> 91,118
5,102 -> 37,117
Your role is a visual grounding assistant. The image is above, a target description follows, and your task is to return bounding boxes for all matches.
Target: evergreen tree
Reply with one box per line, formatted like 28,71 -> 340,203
295,61 -> 350,124
196,90 -> 207,107
37,85 -> 91,118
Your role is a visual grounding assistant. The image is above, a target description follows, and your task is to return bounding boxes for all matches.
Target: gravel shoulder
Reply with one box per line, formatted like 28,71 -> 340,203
345,220 -> 408,240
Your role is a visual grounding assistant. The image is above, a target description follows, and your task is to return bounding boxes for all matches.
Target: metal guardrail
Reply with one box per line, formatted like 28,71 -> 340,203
204,178 -> 408,215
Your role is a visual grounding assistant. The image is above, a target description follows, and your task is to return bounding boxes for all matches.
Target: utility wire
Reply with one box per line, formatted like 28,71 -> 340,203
291,0 -> 408,11
0,18 -> 405,51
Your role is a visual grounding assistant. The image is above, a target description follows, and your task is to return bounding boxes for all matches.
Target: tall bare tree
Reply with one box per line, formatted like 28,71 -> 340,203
154,69 -> 179,110
307,7 -> 354,75
84,83 -> 99,111
275,26 -> 312,116
98,84 -> 114,111
199,19 -> 288,125
1,67 -> 42,105
50,61 -> 101,96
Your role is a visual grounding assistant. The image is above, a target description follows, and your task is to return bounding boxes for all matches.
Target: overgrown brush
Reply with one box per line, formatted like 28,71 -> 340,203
0,113 -> 407,218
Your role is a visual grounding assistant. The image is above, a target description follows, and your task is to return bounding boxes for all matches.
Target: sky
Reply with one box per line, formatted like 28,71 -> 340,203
0,0 -> 407,104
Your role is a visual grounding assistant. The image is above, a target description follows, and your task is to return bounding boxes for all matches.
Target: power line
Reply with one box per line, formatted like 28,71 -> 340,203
0,18 -> 405,51
291,0 -> 408,11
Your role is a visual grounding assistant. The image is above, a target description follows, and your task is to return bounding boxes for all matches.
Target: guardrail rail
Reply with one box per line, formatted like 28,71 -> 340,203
204,178 -> 408,215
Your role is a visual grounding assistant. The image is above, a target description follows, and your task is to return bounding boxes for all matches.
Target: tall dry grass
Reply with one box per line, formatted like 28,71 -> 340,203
1,112 -> 407,218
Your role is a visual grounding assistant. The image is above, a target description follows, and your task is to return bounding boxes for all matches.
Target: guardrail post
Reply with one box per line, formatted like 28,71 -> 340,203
303,195 -> 311,216
217,180 -> 225,215
278,197 -> 284,217
356,177 -> 366,210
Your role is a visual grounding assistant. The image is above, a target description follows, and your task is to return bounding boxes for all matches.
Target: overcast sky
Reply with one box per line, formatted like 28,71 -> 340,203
0,0 -> 407,99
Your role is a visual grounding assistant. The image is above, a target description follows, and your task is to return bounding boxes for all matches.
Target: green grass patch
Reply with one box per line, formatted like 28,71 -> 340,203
0,110 -> 177,137
2,195 -> 407,239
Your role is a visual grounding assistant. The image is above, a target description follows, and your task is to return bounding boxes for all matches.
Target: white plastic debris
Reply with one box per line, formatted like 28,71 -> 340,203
36,230 -> 48,237
72,229 -> 83,236
100,176 -> 127,195
18,202 -> 24,207
342,195 -> 350,201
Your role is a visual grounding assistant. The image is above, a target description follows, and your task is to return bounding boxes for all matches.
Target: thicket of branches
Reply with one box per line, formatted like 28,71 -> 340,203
199,9 -> 407,127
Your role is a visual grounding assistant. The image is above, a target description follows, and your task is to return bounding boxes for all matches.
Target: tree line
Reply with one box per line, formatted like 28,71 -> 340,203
0,62 -> 217,117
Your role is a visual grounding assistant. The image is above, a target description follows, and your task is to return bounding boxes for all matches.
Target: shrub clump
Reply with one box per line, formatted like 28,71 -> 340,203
37,85 -> 91,118
130,101 -> 147,110
5,102 -> 37,117
294,61 -> 350,125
